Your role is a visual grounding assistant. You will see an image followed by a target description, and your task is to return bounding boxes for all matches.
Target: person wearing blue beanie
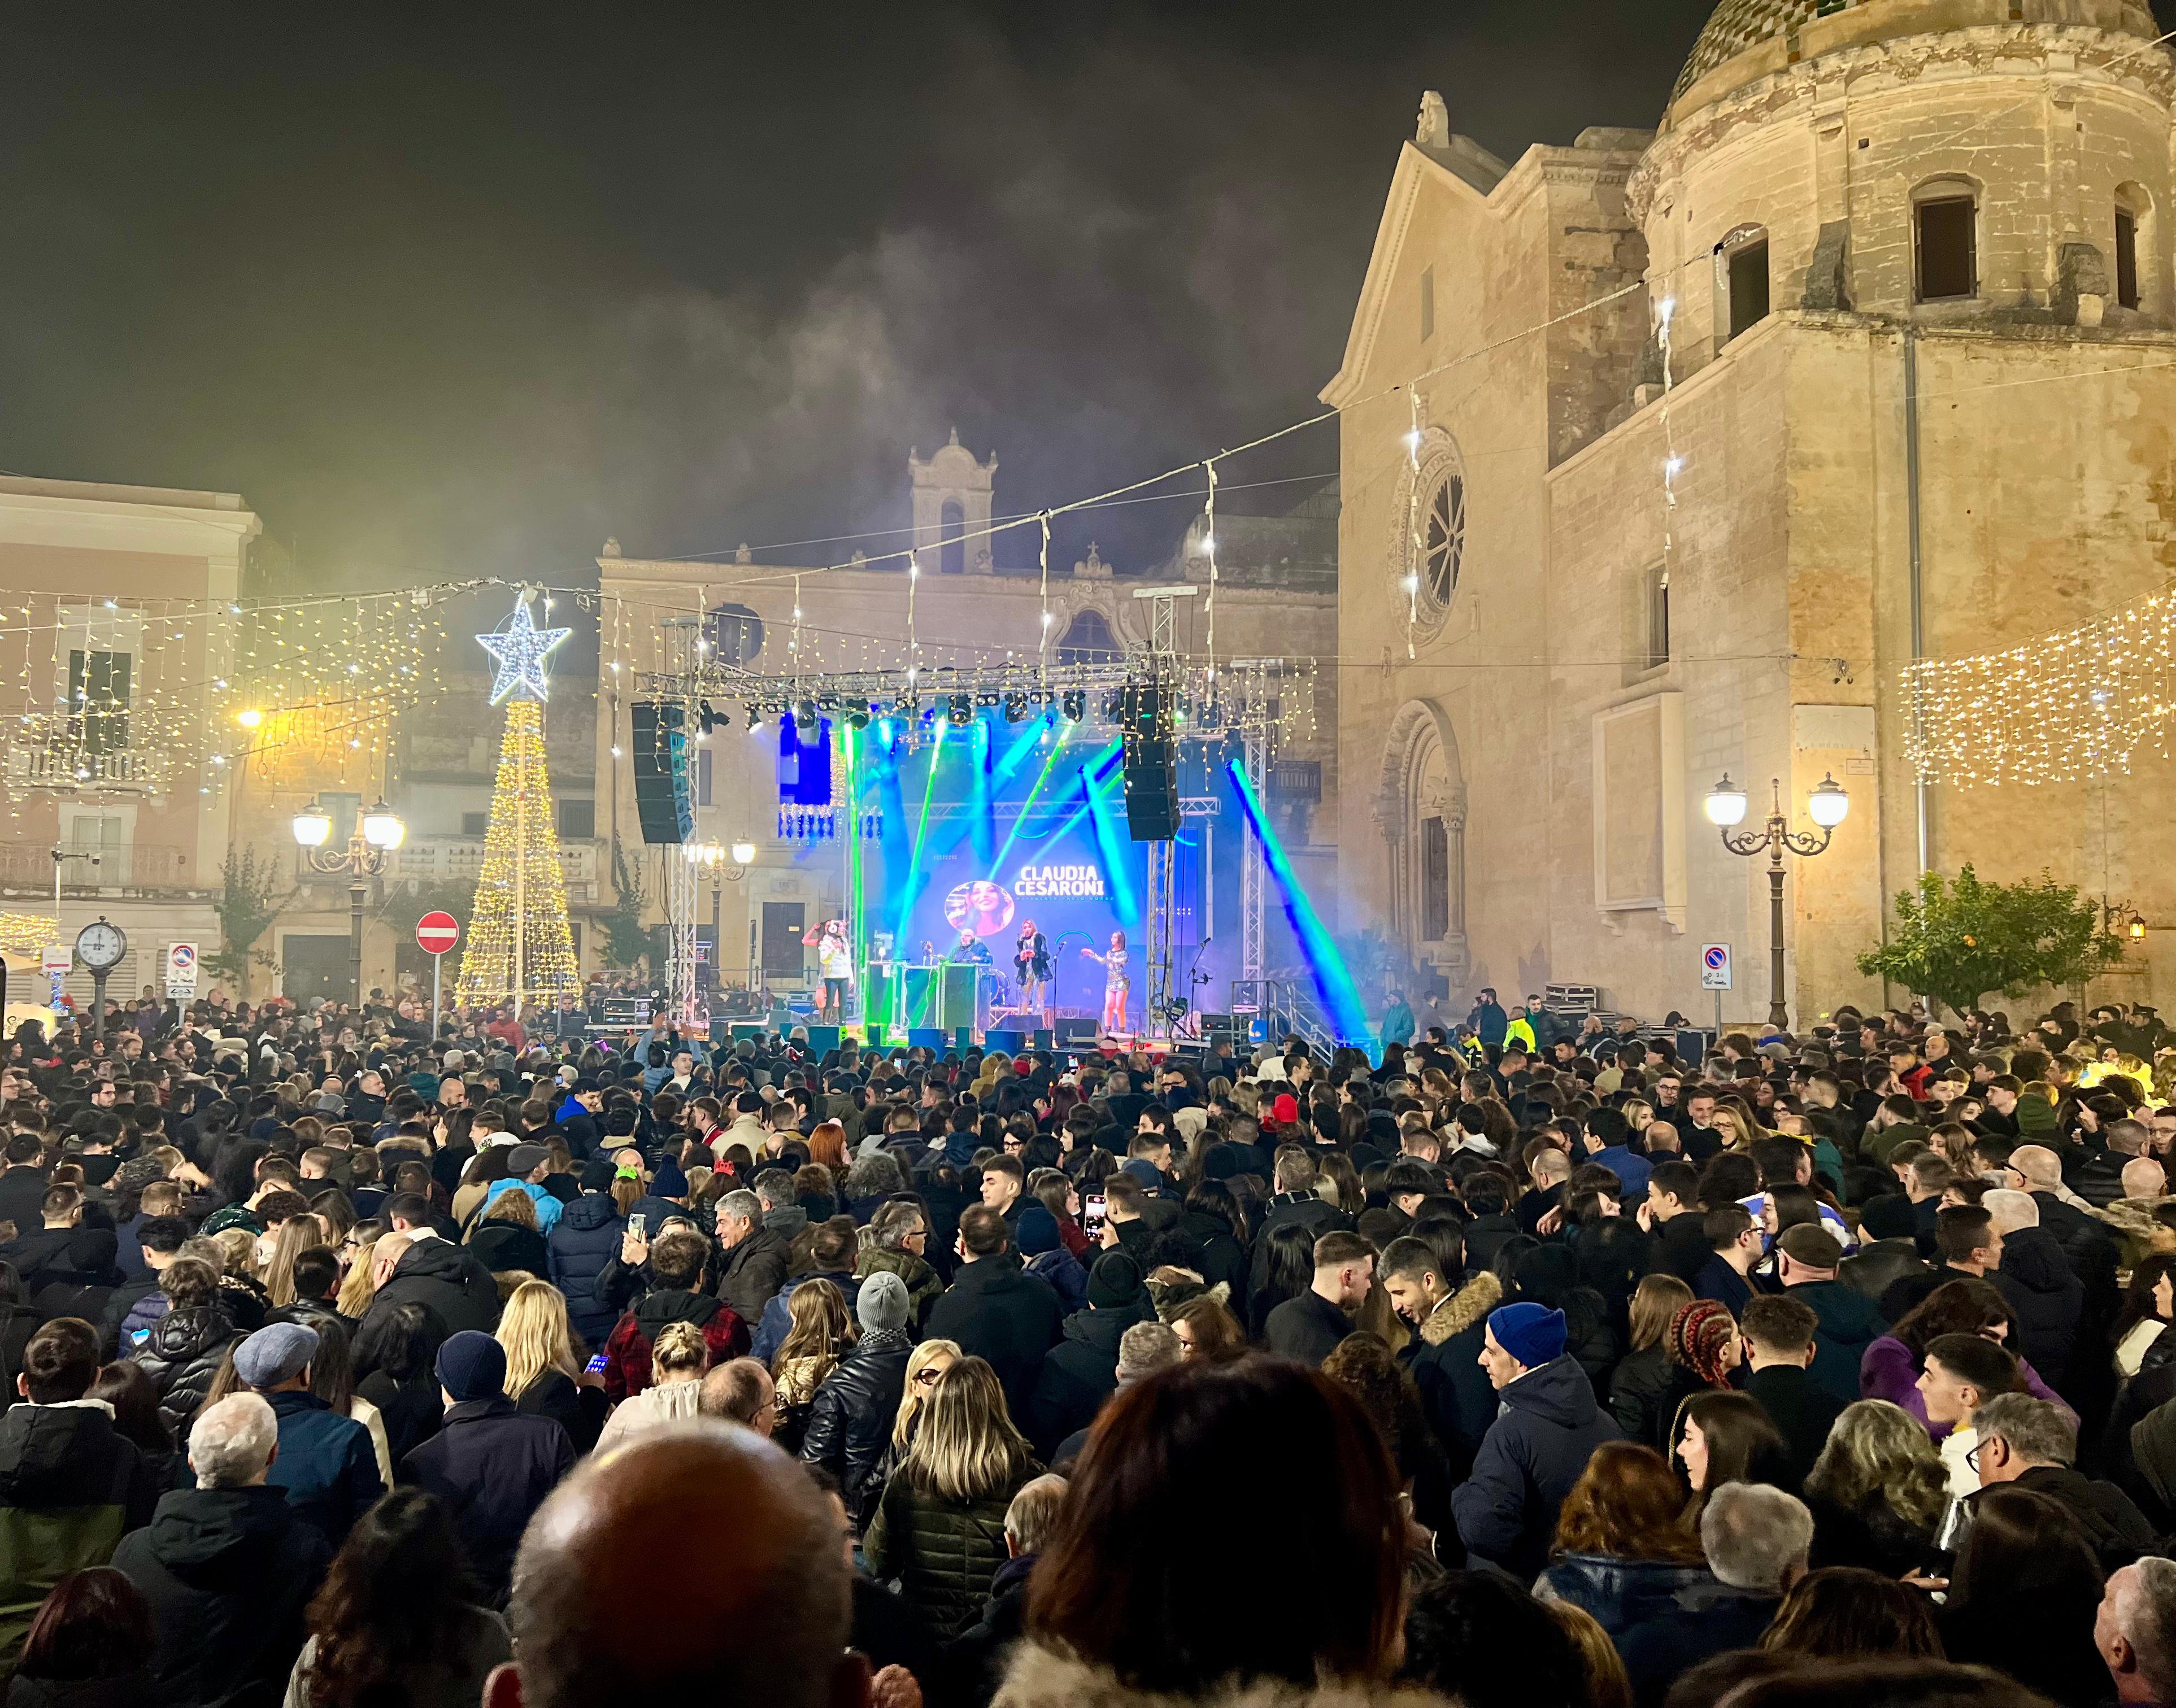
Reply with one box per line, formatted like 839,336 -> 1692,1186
1451,1298 -> 1622,1581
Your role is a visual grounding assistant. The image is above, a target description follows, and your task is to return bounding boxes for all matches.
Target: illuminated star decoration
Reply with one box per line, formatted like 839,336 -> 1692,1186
478,593 -> 571,705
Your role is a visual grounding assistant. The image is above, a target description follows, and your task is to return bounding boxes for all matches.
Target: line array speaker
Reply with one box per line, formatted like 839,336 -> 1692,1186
630,702 -> 694,845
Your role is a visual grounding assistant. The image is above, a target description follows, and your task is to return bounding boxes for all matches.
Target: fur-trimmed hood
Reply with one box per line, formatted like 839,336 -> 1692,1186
993,1641 -> 1453,1708
1419,1270 -> 1502,1347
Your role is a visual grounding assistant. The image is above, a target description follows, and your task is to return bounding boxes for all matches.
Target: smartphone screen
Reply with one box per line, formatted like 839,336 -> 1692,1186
1082,1193 -> 1108,1238
585,1353 -> 609,1375
628,1213 -> 647,1241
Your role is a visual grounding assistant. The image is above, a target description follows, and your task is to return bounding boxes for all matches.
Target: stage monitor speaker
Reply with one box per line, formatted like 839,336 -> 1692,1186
1032,1029 -> 1054,1051
729,1023 -> 764,1042
1055,1016 -> 1100,1048
983,1029 -> 1025,1056
907,1027 -> 948,1051
630,702 -> 694,845
804,1025 -> 840,1056
864,1025 -> 887,1048
1121,682 -> 1181,842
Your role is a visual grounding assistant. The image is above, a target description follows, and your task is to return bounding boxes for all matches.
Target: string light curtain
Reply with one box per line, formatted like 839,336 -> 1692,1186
1904,584 -> 2176,785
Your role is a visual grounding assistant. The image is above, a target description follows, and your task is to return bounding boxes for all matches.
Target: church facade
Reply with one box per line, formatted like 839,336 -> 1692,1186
1330,0 -> 2176,1025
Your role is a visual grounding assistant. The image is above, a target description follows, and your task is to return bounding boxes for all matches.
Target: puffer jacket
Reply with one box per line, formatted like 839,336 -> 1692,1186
1022,1248 -> 1087,1317
801,1326 -> 912,1524
1176,1207 -> 1250,1317
855,1245 -> 943,1330
1538,1552 -> 1716,1641
863,1463 -> 1040,1638
1023,1299 -> 1155,1459
130,1306 -> 242,1435
548,1193 -> 626,1352
1607,1346 -> 1707,1454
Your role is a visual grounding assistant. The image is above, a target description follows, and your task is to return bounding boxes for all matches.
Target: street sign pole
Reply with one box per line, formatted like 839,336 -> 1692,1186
416,912 -> 462,1040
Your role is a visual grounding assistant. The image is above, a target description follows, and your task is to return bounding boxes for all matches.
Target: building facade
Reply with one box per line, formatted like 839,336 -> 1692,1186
1331,0 -> 2176,1024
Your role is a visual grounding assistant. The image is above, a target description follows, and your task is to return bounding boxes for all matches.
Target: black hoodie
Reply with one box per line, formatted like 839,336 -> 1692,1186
109,1484 -> 330,1707
363,1234 -> 500,1335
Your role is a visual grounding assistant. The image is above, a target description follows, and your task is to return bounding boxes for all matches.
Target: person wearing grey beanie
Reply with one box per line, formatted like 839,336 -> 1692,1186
802,1273 -> 916,1523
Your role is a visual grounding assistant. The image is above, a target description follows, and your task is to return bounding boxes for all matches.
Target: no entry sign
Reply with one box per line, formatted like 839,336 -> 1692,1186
417,912 -> 461,956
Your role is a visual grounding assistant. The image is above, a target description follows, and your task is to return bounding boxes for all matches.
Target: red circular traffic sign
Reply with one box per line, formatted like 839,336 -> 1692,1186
416,912 -> 461,955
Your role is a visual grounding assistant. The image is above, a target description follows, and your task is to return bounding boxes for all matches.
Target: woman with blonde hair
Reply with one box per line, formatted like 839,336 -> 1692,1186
594,1319 -> 709,1453
264,1214 -> 328,1309
467,1187 -> 549,1277
772,1278 -> 855,1451
498,1279 -> 602,1453
863,1356 -> 1041,1635
892,1337 -> 960,1456
1709,1104 -> 1759,1152
336,1235 -> 383,1319
1802,1398 -> 1952,1576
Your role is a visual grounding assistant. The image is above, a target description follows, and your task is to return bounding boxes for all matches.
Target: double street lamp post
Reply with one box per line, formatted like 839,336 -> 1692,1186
293,798 -> 407,1008
1704,773 -> 1849,1032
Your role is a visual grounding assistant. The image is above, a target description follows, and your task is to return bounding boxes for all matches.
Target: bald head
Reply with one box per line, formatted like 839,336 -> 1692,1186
2012,1145 -> 2063,1192
490,1423 -> 861,1708
2125,1158 -> 2168,1203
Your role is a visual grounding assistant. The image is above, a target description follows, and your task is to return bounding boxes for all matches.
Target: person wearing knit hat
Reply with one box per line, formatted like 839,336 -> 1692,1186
402,1331 -> 577,1597
1452,1297 -> 1622,1580
1270,1092 -> 1301,1130
856,1271 -> 911,1335
803,1271 -> 917,1524
1024,1249 -> 1157,1458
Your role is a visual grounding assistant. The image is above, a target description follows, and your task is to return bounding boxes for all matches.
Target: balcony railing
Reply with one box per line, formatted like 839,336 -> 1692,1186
3,744 -> 166,792
377,837 -> 602,903
0,843 -> 198,894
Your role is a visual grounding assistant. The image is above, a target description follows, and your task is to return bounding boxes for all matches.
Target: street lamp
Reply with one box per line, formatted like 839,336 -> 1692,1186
1706,773 -> 1848,1031
691,840 -> 755,992
293,796 -> 406,1007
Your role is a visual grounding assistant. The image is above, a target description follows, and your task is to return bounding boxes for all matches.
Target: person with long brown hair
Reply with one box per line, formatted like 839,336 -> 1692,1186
1760,1565 -> 1945,1661
1609,1276 -> 1698,1450
287,1488 -> 508,1708
1803,1399 -> 1951,1578
1538,1441 -> 1710,1639
1003,1357 -> 1410,1703
1675,1390 -> 1792,1530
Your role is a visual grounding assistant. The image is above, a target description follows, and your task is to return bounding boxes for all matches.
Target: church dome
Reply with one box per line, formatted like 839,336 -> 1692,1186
1669,0 -> 2163,112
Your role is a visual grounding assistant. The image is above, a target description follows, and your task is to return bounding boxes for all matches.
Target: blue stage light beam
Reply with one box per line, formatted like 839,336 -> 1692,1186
890,718 -> 947,949
969,719 -> 995,869
1025,742 -> 1124,851
1225,759 -> 1375,1051
1078,760 -> 1139,927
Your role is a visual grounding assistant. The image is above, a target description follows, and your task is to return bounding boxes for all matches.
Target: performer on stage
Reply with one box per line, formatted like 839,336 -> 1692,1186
1014,919 -> 1051,1014
954,930 -> 993,966
1081,929 -> 1129,1036
802,917 -> 854,1019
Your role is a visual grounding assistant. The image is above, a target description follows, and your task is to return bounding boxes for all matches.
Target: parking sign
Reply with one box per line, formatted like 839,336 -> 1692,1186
1700,943 -> 1733,991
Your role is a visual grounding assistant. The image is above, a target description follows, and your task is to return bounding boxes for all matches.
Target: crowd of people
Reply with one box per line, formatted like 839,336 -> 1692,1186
0,986 -> 2170,1708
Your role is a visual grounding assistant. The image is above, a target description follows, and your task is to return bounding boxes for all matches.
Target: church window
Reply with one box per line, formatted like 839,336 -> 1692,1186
940,499 -> 965,575
1915,189 -> 1978,302
1055,610 -> 1120,665
1420,265 -> 1435,342
1418,467 -> 1465,611
1645,565 -> 1671,672
1722,228 -> 1770,340
1420,817 -> 1451,942
2117,207 -> 2140,309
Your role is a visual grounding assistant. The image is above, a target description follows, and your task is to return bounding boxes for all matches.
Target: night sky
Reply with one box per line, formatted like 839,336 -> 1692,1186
5,1 -> 2123,606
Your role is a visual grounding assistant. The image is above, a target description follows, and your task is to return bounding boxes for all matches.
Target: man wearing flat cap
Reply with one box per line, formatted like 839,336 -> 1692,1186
233,1321 -> 384,1545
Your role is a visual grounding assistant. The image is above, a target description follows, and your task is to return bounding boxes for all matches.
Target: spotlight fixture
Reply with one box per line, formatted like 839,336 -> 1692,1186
745,705 -> 763,730
1061,689 -> 1086,721
1003,693 -> 1028,723
976,689 -> 1000,708
796,698 -> 818,725
847,705 -> 872,730
817,693 -> 839,711
698,699 -> 719,734
947,694 -> 974,726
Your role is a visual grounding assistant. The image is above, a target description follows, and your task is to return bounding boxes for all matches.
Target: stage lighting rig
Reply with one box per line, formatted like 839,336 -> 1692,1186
946,694 -> 974,727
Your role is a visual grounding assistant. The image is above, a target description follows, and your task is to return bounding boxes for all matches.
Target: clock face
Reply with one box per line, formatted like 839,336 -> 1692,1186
75,921 -> 126,972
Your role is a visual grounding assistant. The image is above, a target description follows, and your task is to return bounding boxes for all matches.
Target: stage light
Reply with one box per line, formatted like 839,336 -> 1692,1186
1061,689 -> 1086,721
1003,694 -> 1027,722
817,693 -> 839,711
745,705 -> 763,730
976,689 -> 1001,708
1198,697 -> 1223,731
797,698 -> 818,725
848,705 -> 872,729
698,699 -> 718,734
947,695 -> 974,726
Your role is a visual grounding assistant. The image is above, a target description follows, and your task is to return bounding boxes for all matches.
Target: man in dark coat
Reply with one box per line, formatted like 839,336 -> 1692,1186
748,1216 -> 861,1366
1381,1238 -> 1503,1477
1450,1302 -> 1622,1581
1738,1295 -> 1843,1492
1247,1148 -> 1348,1296
1023,1252 -> 1157,1457
925,1206 -> 1064,1422
1775,1225 -> 1889,1406
364,1197 -> 501,1335
800,1273 -> 914,1524
112,1390 -> 332,1707
236,1322 -> 384,1546
1985,1191 -> 2086,1398
401,1331 -> 575,1600
713,1187 -> 794,1325
545,1175 -> 626,1353
1972,1391 -> 2157,1571
1263,1232 -> 1374,1371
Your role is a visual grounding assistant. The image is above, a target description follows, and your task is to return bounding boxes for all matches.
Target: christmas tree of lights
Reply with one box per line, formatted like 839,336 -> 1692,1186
455,594 -> 579,1010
